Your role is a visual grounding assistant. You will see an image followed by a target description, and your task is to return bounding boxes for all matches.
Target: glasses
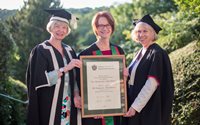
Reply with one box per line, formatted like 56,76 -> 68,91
97,24 -> 111,29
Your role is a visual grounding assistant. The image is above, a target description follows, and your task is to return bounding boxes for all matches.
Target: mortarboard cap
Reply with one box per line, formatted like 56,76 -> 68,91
133,14 -> 162,34
44,8 -> 78,29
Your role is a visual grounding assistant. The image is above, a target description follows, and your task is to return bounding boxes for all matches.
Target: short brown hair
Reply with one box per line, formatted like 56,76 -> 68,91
91,11 -> 115,36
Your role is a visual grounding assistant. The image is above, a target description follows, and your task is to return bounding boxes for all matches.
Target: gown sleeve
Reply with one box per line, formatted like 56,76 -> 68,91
46,70 -> 59,86
26,45 -> 51,124
131,77 -> 158,112
148,50 -> 174,123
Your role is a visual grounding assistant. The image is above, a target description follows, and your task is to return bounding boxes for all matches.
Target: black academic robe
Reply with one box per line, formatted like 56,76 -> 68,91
124,43 -> 174,125
77,43 -> 125,125
26,41 -> 78,125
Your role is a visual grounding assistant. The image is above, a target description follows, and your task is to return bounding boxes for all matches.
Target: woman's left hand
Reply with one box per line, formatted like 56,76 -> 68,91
123,67 -> 129,77
74,95 -> 81,109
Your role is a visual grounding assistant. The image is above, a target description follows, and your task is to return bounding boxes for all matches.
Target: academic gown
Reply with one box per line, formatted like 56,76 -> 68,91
124,43 -> 174,125
26,41 -> 79,125
77,43 -> 125,125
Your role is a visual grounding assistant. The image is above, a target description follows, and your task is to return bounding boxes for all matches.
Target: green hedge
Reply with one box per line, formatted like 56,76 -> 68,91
170,41 -> 200,125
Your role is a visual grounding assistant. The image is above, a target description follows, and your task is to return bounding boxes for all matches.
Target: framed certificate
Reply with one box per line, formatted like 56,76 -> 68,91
80,55 -> 127,118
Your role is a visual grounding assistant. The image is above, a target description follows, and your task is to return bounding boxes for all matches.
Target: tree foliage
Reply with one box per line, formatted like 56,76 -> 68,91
174,0 -> 200,14
0,22 -> 27,125
0,9 -> 16,21
156,12 -> 200,53
6,0 -> 61,82
131,0 -> 177,17
0,22 -> 13,124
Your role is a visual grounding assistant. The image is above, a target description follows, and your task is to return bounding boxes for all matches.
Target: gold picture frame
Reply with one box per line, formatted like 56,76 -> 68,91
80,55 -> 127,118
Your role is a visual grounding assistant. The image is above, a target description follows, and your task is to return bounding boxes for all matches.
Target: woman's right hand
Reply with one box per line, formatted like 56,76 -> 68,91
64,59 -> 82,72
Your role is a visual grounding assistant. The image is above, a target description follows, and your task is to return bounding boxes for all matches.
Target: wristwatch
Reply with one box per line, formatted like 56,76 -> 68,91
59,67 -> 65,73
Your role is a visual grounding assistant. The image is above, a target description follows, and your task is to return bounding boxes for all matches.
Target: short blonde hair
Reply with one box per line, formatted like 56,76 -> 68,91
46,20 -> 71,35
131,22 -> 158,43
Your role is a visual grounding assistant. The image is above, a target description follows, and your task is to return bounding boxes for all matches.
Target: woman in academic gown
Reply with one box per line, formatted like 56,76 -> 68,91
26,8 -> 81,125
78,11 -> 125,125
123,14 -> 174,125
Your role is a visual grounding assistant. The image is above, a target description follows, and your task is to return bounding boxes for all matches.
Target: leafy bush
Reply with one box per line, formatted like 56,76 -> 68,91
170,41 -> 200,125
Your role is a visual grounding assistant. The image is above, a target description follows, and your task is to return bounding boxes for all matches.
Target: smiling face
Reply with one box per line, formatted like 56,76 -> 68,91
48,20 -> 70,41
92,11 -> 115,40
132,22 -> 157,48
96,17 -> 112,40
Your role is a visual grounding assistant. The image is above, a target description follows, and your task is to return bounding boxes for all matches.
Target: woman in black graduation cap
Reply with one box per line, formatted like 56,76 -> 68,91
26,8 -> 81,125
78,11 -> 125,125
122,14 -> 174,125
